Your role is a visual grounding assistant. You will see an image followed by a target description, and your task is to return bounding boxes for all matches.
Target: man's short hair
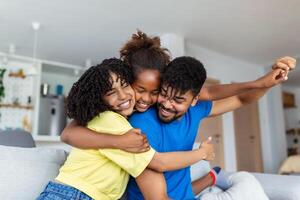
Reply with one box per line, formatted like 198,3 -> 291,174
162,56 -> 207,96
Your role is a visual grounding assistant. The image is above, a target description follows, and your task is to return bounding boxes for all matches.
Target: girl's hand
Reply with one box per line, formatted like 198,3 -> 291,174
119,128 -> 150,153
199,137 -> 215,161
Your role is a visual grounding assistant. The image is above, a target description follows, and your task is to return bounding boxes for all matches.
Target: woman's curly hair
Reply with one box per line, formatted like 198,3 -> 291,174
66,58 -> 133,126
120,30 -> 171,78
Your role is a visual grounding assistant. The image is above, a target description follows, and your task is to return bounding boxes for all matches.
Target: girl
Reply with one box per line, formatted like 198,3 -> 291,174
37,58 -> 215,200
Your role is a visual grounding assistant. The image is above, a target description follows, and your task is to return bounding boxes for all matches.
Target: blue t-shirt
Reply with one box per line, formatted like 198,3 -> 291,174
126,101 -> 212,200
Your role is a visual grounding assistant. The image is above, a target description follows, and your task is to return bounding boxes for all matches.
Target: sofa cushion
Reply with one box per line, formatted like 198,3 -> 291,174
253,173 -> 300,200
0,145 -> 67,200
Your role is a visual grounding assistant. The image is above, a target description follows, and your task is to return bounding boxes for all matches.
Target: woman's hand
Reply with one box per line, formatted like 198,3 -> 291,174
118,128 -> 150,153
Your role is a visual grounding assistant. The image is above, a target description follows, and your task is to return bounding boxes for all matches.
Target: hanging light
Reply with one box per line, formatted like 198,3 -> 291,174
31,22 -> 40,65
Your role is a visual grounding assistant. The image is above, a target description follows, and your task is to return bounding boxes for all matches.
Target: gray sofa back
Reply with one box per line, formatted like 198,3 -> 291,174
0,129 -> 36,147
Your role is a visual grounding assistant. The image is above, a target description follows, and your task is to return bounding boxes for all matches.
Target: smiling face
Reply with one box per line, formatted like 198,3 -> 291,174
131,69 -> 161,112
157,85 -> 198,123
102,73 -> 135,117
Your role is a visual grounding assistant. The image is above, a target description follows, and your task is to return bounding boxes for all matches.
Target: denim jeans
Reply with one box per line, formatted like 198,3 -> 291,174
36,181 -> 93,200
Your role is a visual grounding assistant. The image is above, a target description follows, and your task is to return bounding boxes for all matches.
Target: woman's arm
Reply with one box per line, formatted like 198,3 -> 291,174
61,120 -> 150,153
148,137 -> 214,172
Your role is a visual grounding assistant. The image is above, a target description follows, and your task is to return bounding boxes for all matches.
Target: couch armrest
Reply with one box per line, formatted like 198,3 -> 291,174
252,173 -> 300,200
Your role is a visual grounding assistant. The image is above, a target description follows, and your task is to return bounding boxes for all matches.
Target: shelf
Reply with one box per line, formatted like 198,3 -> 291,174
33,135 -> 61,142
286,128 -> 300,135
0,103 -> 33,110
8,73 -> 26,79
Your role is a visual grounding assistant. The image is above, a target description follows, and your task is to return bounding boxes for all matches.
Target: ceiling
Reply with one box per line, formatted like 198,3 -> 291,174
0,0 -> 299,84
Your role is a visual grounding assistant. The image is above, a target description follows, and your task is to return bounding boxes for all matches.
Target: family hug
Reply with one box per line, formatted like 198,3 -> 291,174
37,31 -> 296,200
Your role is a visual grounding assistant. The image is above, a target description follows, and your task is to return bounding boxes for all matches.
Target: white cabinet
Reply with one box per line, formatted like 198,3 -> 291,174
0,58 -> 84,143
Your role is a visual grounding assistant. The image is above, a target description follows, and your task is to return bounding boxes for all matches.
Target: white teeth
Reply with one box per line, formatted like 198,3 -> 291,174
119,101 -> 130,109
138,102 -> 149,109
161,108 -> 171,116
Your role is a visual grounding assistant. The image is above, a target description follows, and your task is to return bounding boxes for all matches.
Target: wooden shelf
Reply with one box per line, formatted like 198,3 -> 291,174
33,135 -> 61,142
0,103 -> 33,109
286,128 -> 300,135
8,73 -> 26,79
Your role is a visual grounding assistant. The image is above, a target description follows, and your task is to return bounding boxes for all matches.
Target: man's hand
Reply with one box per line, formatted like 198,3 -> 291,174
118,128 -> 150,153
255,57 -> 296,88
255,68 -> 287,88
272,56 -> 296,79
199,137 -> 215,161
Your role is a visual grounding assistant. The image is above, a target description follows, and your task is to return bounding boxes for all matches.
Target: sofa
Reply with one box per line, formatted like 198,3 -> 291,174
0,130 -> 300,200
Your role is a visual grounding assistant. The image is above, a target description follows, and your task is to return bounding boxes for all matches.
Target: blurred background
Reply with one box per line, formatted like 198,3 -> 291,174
0,0 -> 299,174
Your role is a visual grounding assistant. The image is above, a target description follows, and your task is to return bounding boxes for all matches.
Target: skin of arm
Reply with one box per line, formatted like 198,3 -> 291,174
147,137 -> 214,173
208,69 -> 282,117
191,172 -> 215,195
198,56 -> 296,101
135,138 -> 214,200
62,121 -> 215,172
61,120 -> 150,153
208,56 -> 296,117
199,81 -> 263,101
135,169 -> 169,200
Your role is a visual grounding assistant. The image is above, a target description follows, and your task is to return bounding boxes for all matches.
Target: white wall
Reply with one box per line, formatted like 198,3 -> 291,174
160,33 -> 185,58
185,42 -> 287,173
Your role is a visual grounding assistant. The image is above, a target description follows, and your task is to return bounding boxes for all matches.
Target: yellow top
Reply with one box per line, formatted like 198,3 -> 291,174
56,111 -> 156,200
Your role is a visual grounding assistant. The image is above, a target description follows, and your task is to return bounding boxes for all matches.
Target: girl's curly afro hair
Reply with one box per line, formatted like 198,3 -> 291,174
120,30 -> 171,78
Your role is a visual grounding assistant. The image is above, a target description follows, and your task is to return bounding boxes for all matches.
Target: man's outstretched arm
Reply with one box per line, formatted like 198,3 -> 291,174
208,57 -> 296,117
199,56 -> 296,101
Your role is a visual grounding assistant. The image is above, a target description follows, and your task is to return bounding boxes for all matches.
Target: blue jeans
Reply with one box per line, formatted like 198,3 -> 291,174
36,181 -> 93,200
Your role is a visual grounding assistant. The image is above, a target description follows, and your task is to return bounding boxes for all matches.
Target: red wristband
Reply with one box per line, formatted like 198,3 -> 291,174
209,171 -> 217,185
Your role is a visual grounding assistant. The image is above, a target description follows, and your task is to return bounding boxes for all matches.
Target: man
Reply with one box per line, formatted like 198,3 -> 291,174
126,56 -> 296,200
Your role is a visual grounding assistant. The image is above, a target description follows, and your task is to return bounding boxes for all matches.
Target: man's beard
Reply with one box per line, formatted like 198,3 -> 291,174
157,103 -> 183,123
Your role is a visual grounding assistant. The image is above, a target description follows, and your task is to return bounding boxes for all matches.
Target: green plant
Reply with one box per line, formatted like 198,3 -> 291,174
0,69 -> 6,102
